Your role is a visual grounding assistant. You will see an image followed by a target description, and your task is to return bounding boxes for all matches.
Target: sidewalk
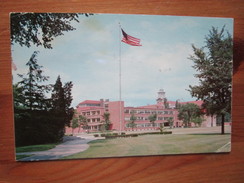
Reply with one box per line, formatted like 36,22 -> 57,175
17,134 -> 103,161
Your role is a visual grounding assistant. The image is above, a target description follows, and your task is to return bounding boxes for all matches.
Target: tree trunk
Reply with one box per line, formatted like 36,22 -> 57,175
211,115 -> 213,127
221,113 -> 225,134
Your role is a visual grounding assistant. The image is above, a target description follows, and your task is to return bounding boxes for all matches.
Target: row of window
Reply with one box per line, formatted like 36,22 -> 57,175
82,110 -> 101,116
79,103 -> 101,107
124,109 -> 174,115
125,116 -> 173,121
87,118 -> 101,123
125,123 -> 165,128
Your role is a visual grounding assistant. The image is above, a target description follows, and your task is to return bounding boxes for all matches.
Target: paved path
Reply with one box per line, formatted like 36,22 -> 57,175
17,134 -> 103,161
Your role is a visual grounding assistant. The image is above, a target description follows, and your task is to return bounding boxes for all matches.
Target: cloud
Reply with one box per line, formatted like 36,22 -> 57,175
11,14 -> 232,108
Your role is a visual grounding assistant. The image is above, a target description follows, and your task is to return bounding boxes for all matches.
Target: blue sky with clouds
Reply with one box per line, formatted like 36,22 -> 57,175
11,13 -> 233,107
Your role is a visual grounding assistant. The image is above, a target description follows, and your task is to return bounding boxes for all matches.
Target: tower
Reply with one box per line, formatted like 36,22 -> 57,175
156,89 -> 166,103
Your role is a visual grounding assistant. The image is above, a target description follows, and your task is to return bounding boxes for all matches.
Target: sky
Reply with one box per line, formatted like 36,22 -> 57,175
11,13 -> 233,107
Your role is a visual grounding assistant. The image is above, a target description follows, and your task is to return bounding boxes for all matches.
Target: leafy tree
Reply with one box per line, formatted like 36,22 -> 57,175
10,13 -> 91,49
17,51 -> 51,110
128,112 -> 137,131
148,113 -> 157,127
71,116 -> 79,135
102,112 -> 111,131
167,117 -> 174,129
188,26 -> 233,134
178,103 -> 202,127
191,116 -> 205,127
79,115 -> 88,133
158,123 -> 165,133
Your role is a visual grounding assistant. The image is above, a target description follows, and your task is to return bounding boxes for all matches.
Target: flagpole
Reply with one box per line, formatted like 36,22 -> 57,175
119,23 -> 122,135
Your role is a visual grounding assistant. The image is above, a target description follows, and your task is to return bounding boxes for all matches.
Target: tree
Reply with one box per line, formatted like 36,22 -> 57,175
51,76 -> 65,113
191,116 -> 205,127
164,98 -> 169,109
128,112 -> 137,131
188,26 -> 233,134
79,115 -> 88,133
177,103 -> 202,127
17,51 -> 51,110
10,13 -> 94,49
13,83 -> 26,109
102,112 -> 111,131
158,123 -> 165,133
175,100 -> 181,109
71,118 -> 79,135
148,113 -> 157,127
167,117 -> 174,129
51,76 -> 74,138
63,81 -> 74,127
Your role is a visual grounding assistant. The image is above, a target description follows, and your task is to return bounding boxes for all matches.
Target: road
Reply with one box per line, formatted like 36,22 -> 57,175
17,135 -> 103,161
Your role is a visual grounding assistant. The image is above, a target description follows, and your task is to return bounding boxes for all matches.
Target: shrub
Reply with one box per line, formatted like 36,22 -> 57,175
94,134 -> 99,137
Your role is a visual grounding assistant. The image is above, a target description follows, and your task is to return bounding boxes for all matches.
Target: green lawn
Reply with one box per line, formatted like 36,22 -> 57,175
63,134 -> 231,159
16,143 -> 59,160
16,143 -> 58,153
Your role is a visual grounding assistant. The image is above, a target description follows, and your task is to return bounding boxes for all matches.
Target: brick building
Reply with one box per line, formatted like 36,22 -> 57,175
66,89 -> 216,134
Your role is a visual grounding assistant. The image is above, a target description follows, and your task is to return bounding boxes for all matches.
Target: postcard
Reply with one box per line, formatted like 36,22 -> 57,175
11,13 -> 233,161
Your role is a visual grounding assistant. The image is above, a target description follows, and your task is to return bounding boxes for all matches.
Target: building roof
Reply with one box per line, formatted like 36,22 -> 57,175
180,100 -> 203,106
78,100 -> 101,105
125,100 -> 203,110
76,106 -> 104,112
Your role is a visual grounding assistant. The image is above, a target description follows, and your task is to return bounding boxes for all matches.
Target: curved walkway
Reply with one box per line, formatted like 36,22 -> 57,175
17,134 -> 103,161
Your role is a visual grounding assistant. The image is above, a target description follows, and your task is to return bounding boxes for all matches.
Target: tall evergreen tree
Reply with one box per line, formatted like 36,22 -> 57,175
17,51 -> 50,110
51,76 -> 74,138
188,26 -> 233,134
63,81 -> 74,127
51,75 -> 65,113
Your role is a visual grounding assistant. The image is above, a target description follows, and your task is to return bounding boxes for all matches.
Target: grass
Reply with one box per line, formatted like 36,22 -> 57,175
16,143 -> 58,153
16,143 -> 59,160
63,133 -> 231,159
16,154 -> 34,160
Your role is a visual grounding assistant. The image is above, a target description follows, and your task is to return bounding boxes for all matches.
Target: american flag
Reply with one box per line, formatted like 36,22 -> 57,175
121,29 -> 142,46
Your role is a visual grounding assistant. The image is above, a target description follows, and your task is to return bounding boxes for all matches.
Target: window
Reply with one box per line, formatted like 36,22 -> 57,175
125,109 -> 130,113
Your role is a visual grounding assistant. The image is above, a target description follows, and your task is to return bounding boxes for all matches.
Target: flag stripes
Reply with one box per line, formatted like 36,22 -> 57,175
121,29 -> 142,46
